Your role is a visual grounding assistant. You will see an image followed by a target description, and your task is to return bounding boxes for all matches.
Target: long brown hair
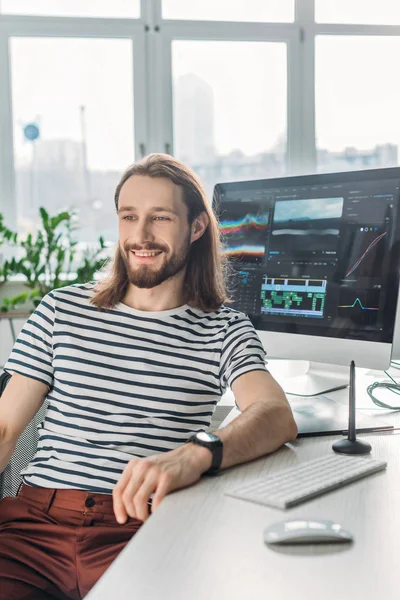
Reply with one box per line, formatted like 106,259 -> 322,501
90,153 -> 230,312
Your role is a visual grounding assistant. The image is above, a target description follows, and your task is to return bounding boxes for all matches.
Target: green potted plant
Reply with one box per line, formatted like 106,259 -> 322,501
0,207 -> 108,313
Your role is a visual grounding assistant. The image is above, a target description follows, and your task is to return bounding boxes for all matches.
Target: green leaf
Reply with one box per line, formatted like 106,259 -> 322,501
39,207 -> 49,226
50,211 -> 70,230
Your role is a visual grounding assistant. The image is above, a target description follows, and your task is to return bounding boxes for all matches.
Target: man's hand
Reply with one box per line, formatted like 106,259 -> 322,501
112,442 -> 212,523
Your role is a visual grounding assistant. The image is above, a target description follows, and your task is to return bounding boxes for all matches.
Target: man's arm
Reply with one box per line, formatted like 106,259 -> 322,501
113,370 -> 297,523
212,369 -> 298,471
0,373 -> 48,473
178,370 -> 298,474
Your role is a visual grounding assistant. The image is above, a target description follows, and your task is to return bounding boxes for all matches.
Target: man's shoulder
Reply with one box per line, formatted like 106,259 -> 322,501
48,282 -> 97,305
186,304 -> 248,325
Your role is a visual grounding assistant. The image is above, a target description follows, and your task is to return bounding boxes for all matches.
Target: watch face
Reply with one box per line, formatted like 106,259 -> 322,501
196,432 -> 219,443
197,431 -> 212,442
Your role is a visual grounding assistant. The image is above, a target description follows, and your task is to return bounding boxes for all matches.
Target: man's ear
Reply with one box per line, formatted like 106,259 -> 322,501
190,211 -> 209,243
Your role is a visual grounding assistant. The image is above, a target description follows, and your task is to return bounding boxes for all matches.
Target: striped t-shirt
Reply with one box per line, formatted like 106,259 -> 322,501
5,282 -> 268,493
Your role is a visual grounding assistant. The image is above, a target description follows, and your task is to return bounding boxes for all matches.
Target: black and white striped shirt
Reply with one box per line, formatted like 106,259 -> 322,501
5,283 -> 268,493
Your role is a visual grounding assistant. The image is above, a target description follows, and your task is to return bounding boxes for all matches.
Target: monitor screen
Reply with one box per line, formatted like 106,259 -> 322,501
213,167 -> 400,345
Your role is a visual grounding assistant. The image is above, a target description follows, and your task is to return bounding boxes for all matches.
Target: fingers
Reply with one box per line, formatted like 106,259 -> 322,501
125,468 -> 159,522
151,473 -> 173,511
113,451 -> 187,525
113,460 -> 141,524
129,472 -> 173,520
113,460 -> 160,523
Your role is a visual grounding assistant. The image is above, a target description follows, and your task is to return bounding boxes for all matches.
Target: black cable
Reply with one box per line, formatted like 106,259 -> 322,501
284,362 -> 400,409
285,383 -> 348,398
366,363 -> 400,410
282,362 -> 400,409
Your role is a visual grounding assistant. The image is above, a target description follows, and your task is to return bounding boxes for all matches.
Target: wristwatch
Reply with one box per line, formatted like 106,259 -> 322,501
185,431 -> 223,475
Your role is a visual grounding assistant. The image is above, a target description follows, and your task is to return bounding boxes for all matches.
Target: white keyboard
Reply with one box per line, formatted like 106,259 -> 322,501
225,453 -> 387,510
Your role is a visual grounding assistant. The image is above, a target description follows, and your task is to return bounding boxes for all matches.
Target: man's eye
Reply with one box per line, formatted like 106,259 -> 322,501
154,216 -> 170,221
122,215 -> 136,221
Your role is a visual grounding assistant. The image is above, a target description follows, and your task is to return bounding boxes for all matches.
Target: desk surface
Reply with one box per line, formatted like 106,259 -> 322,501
87,368 -> 400,600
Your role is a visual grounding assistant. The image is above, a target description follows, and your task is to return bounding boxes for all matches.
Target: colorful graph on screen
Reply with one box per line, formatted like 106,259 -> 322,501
219,202 -> 269,264
337,288 -> 381,327
345,231 -> 387,278
337,297 -> 379,311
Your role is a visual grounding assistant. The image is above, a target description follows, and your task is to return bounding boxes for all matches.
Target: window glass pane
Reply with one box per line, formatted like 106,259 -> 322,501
172,41 -> 287,199
11,37 -> 134,244
316,0 -> 400,25
316,36 -> 400,173
1,0 -> 140,18
163,0 -> 294,23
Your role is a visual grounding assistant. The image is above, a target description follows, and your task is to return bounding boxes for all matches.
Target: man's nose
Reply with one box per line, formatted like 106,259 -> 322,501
135,218 -> 154,244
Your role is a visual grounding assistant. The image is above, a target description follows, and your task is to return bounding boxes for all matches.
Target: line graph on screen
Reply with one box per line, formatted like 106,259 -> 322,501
345,232 -> 387,278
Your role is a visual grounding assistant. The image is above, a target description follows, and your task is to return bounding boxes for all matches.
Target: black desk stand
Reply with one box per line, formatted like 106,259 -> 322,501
332,360 -> 372,455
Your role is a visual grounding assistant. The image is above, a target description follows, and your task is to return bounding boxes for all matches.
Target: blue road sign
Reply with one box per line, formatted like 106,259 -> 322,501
23,123 -> 40,141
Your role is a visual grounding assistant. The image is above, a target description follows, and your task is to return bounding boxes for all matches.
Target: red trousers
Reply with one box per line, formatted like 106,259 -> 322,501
0,483 -> 143,599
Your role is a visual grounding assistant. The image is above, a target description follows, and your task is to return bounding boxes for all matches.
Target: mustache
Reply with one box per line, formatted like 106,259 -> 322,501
124,242 -> 168,253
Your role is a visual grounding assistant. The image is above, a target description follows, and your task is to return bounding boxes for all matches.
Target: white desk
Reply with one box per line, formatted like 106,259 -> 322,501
86,367 -> 400,600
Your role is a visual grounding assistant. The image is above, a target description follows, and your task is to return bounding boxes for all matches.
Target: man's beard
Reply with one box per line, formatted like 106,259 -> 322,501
121,235 -> 191,289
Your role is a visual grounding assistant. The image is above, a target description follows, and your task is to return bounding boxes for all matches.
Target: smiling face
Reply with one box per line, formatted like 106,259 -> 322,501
117,175 -> 195,289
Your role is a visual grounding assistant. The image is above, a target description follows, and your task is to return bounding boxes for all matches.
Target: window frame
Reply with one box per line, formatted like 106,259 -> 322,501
0,9 -> 148,229
2,0 -> 400,230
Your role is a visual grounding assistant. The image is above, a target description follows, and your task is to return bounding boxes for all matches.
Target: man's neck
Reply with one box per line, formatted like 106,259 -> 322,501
121,280 -> 186,312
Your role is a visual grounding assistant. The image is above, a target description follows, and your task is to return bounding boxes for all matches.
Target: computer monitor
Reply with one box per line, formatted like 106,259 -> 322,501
391,282 -> 400,361
213,167 -> 400,396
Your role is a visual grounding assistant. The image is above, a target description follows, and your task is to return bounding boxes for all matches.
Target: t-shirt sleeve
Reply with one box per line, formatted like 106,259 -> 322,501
220,312 -> 268,393
4,292 -> 55,388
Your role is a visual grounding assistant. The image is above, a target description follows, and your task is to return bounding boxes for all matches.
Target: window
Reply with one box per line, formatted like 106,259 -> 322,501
315,36 -> 400,173
1,0 -> 140,19
10,37 -> 135,242
163,0 -> 294,23
315,0 -> 400,25
172,40 -> 287,198
4,0 -> 400,243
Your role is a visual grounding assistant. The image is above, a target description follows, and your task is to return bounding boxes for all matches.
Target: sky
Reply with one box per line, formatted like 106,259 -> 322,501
172,40 -> 287,157
316,36 -> 400,152
11,37 -> 135,171
4,0 -> 400,171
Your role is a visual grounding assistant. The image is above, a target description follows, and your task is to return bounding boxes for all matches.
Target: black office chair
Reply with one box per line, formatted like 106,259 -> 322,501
0,371 -> 47,498
0,371 -> 10,395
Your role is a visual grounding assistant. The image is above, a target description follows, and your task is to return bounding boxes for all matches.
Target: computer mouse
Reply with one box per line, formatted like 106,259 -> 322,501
264,519 -> 353,545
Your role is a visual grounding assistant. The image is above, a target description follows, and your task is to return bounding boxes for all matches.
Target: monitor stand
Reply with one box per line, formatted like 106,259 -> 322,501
268,360 -> 349,397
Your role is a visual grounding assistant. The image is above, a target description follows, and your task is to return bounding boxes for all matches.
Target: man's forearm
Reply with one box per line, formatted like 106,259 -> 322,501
216,399 -> 297,471
190,398 -> 298,475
